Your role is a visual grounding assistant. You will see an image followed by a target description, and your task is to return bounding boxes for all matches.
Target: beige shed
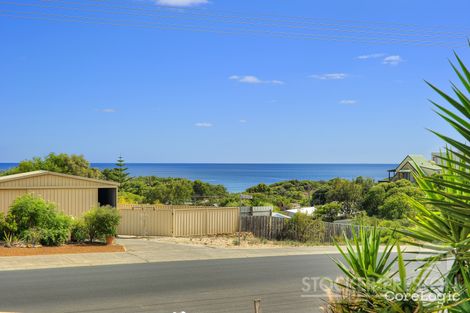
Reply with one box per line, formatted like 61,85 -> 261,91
0,170 -> 119,217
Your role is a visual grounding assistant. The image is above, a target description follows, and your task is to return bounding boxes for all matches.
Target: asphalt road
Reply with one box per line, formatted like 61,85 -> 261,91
0,254 -> 343,313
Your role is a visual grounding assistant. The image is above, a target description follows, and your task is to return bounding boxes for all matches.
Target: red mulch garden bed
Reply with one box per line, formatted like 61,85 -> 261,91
0,243 -> 125,257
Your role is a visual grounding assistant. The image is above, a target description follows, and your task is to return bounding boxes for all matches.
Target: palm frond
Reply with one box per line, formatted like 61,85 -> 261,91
406,50 -> 470,304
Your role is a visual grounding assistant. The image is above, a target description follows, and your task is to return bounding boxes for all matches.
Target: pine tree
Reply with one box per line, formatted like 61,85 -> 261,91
114,155 -> 130,187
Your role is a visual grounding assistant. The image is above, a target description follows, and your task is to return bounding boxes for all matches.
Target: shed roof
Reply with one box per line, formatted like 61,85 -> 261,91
0,170 -> 119,187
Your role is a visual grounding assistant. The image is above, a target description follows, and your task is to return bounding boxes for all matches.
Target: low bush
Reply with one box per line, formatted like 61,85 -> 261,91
70,219 -> 87,243
8,194 -> 57,234
352,214 -> 414,242
21,227 -> 43,245
7,194 -> 72,246
3,231 -> 19,248
40,213 -> 72,246
378,193 -> 414,220
315,201 -> 343,222
281,213 -> 325,243
83,206 -> 120,242
118,191 -> 145,204
0,213 -> 17,240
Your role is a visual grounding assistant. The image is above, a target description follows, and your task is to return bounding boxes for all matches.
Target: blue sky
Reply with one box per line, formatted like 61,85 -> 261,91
1,0 -> 469,163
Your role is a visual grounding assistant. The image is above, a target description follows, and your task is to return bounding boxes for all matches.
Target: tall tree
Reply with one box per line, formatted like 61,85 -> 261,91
114,156 -> 130,186
102,156 -> 131,188
103,155 -> 131,186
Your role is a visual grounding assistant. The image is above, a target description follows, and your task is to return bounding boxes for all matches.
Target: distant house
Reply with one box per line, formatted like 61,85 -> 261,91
285,206 -> 316,217
272,212 -> 291,219
240,206 -> 273,217
384,154 -> 441,183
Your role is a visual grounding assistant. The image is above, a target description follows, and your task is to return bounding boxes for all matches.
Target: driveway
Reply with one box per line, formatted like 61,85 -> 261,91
124,237 -> 342,261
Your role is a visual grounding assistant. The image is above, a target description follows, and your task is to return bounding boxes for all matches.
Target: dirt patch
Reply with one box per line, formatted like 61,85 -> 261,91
154,233 -> 307,248
0,244 -> 125,257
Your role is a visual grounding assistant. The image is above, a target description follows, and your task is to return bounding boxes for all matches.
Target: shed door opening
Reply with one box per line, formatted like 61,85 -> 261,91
98,188 -> 117,207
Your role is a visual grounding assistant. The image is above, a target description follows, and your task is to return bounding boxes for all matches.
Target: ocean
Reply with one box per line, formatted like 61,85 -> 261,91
0,163 -> 395,192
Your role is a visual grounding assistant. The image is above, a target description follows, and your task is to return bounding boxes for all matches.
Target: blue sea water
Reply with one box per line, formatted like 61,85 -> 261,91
0,163 -> 395,192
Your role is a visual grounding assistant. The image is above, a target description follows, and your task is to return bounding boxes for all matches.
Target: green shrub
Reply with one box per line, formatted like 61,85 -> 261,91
378,193 -> 413,220
3,231 -> 19,248
21,227 -> 43,245
7,194 -> 72,246
40,213 -> 72,246
70,219 -> 87,243
118,191 -> 145,204
83,206 -> 121,242
8,194 -> 56,234
0,212 -> 17,240
315,201 -> 342,222
282,213 -> 325,243
352,214 -> 414,243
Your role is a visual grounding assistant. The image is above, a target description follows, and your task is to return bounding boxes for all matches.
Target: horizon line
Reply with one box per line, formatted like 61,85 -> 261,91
0,162 -> 398,165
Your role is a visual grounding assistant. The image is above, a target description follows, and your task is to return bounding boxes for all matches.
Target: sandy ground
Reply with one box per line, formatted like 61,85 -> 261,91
0,244 -> 125,256
151,232 -> 321,248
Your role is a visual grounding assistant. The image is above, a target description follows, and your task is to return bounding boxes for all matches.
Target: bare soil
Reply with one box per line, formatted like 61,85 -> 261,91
0,243 -> 125,257
154,233 -> 307,248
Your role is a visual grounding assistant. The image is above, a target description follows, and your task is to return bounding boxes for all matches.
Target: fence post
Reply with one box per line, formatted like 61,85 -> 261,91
205,207 -> 208,236
254,299 -> 261,313
268,216 -> 272,240
237,208 -> 241,244
139,207 -> 145,237
171,207 -> 175,237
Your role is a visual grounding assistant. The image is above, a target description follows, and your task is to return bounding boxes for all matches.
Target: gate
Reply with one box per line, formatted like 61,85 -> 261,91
118,205 -> 173,236
118,204 -> 239,237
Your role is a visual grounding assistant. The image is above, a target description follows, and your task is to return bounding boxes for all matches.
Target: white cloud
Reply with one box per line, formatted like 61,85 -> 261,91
154,0 -> 208,7
239,75 -> 262,84
98,108 -> 116,113
339,99 -> 357,105
229,75 -> 284,85
195,122 -> 213,128
356,53 -> 385,60
383,55 -> 403,66
310,73 -> 348,80
239,119 -> 248,123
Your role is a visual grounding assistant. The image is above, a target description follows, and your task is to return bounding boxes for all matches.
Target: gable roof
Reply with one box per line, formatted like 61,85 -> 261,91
396,155 -> 441,172
0,170 -> 119,187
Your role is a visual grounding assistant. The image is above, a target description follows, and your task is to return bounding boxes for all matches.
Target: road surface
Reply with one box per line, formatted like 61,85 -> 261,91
0,254 -> 342,313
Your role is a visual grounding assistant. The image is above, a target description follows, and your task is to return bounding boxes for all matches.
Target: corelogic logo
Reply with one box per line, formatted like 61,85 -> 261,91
383,291 -> 461,303
300,276 -> 462,303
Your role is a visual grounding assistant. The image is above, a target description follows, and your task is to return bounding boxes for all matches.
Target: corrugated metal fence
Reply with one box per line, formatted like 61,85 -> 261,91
118,204 -> 239,237
119,204 -> 363,242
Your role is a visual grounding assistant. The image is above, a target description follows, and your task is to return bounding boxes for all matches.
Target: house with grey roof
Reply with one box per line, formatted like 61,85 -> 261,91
384,154 -> 441,183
